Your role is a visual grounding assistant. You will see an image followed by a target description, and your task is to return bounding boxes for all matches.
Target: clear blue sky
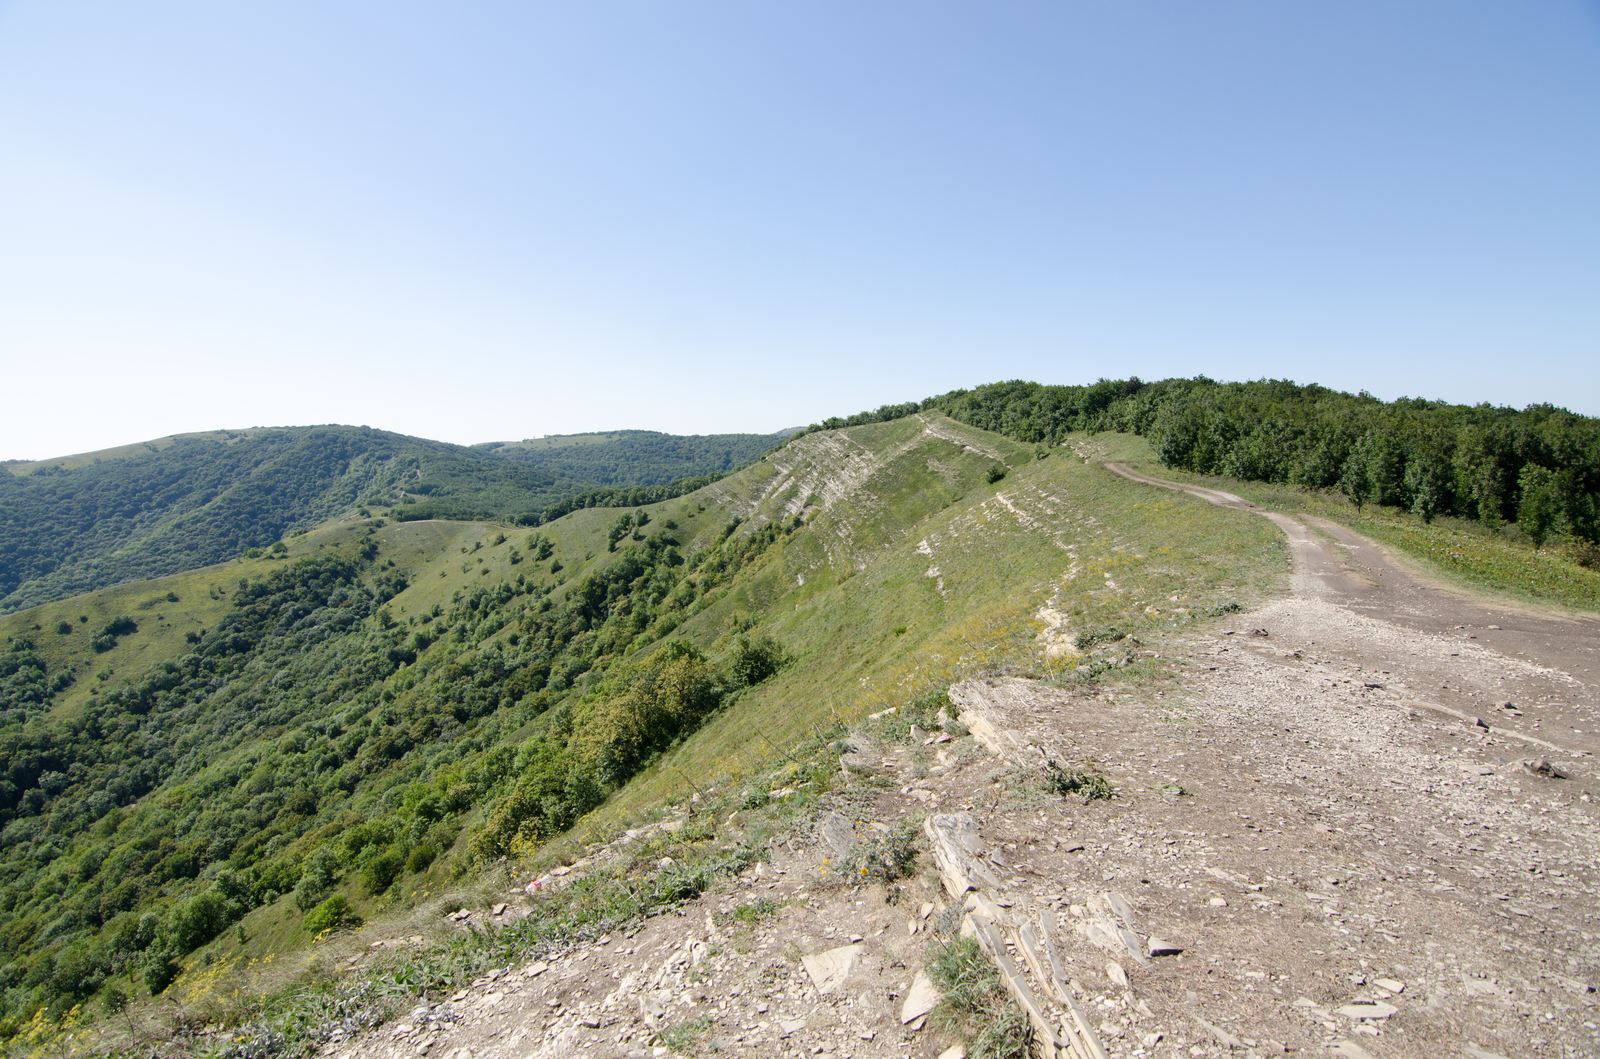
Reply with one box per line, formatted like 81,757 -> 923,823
2,2 -> 1597,458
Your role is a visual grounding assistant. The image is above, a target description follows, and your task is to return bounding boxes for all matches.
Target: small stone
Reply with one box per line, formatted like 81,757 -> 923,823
801,944 -> 862,996
491,903 -> 508,916
919,902 -> 935,920
901,971 -> 940,1024
1209,896 -> 1228,907
937,1047 -> 967,1059
1335,1001 -> 1398,1019
1194,1016 -> 1242,1049
579,1015 -> 601,1028
778,1019 -> 807,1036
818,811 -> 860,857
1142,1032 -> 1163,1048
1373,978 -> 1405,994
525,961 -> 548,977
1147,937 -> 1183,957
1106,962 -> 1129,989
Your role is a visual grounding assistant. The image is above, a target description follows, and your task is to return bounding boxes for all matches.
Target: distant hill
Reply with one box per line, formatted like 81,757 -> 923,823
0,426 -> 782,614
478,429 -> 787,485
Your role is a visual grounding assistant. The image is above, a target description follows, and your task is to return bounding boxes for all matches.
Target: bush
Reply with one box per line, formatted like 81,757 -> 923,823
405,844 -> 437,874
165,890 -> 231,953
726,634 -> 790,688
1041,761 -> 1113,802
142,953 -> 179,996
360,846 -> 405,894
303,895 -> 363,936
101,984 -> 128,1013
91,615 -> 137,652
838,822 -> 918,881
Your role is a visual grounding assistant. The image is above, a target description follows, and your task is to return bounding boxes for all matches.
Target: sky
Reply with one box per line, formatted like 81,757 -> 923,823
1,2 -> 1598,459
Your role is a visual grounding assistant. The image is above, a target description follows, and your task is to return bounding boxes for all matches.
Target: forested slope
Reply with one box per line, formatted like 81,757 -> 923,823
0,427 -> 783,614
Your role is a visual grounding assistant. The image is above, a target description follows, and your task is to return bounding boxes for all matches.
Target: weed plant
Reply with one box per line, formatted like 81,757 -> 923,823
1041,761 -> 1114,802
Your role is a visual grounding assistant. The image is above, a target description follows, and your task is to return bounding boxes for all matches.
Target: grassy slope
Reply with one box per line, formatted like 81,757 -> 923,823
1106,450 -> 1600,613
577,420 -> 1285,826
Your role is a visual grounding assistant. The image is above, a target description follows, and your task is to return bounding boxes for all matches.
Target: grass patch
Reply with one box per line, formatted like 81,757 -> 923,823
926,937 -> 1029,1059
660,1013 -> 716,1054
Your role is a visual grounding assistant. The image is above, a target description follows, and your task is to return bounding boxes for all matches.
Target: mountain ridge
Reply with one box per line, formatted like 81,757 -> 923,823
0,425 -> 786,614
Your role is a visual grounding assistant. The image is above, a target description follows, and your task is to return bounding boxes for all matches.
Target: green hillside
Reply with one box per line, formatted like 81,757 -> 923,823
0,412 -> 1287,1047
0,427 -> 784,615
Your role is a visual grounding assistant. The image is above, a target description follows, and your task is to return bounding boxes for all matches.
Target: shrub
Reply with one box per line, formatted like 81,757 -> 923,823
838,822 -> 919,881
1041,761 -> 1113,802
360,846 -> 405,894
726,634 -> 790,688
405,844 -> 437,874
303,895 -> 363,935
142,953 -> 179,996
164,890 -> 231,953
91,615 -> 137,652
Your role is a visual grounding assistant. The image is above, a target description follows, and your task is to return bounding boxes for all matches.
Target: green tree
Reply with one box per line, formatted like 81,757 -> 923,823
1518,464 -> 1560,548
1339,439 -> 1373,513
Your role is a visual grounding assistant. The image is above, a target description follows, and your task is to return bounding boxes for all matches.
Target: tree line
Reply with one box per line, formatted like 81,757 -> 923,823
794,378 -> 1599,548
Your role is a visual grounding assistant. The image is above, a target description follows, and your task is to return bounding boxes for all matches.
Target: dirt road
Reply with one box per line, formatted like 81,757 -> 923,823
1105,462 -> 1600,764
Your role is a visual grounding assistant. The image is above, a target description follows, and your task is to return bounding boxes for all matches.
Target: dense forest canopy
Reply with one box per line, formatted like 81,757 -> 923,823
798,378 -> 1600,547
0,427 -> 784,613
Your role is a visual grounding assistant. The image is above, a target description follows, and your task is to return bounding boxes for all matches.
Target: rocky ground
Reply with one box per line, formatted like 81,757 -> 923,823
324,476 -> 1600,1059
